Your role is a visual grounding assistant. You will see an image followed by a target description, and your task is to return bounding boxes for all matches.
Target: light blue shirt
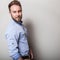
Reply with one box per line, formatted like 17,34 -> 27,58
5,19 -> 29,60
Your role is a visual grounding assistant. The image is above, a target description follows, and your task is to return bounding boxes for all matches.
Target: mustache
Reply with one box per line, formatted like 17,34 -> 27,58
16,16 -> 20,18
16,15 -> 22,18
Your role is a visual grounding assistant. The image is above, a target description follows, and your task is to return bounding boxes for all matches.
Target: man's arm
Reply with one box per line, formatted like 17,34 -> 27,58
5,30 -> 22,60
18,57 -> 23,60
29,48 -> 34,59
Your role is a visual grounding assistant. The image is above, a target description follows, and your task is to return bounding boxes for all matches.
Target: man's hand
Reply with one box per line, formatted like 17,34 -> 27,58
18,57 -> 24,60
29,49 -> 33,59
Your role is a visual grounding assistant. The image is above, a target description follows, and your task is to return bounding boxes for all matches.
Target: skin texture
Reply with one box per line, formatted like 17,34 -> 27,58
9,5 -> 22,22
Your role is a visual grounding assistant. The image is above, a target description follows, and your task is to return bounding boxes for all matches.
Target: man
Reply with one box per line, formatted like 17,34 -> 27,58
5,0 -> 33,60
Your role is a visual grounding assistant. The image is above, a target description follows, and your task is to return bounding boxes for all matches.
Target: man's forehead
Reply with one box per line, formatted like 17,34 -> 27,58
11,5 -> 21,8
10,5 -> 22,10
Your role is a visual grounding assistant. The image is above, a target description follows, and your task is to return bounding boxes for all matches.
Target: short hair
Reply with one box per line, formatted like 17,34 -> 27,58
8,0 -> 22,11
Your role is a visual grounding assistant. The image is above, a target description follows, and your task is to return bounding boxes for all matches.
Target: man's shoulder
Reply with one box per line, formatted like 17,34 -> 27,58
5,22 -> 16,34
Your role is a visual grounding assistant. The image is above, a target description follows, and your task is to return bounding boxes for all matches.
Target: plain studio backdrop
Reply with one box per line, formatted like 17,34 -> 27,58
0,0 -> 60,60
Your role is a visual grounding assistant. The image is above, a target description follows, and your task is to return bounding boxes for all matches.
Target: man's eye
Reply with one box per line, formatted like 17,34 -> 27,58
13,11 -> 16,13
18,10 -> 22,12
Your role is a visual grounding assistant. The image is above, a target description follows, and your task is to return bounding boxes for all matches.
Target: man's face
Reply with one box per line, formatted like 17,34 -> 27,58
9,5 -> 22,22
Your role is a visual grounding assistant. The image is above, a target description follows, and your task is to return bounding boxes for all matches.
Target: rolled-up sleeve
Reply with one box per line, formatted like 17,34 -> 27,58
5,30 -> 21,60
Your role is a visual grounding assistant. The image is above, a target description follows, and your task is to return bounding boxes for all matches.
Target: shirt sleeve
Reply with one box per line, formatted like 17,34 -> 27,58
5,30 -> 21,60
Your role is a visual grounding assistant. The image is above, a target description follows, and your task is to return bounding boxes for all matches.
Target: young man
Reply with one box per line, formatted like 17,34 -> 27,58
5,0 -> 33,60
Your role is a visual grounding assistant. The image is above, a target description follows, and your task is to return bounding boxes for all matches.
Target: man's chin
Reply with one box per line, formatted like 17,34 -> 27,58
15,18 -> 22,21
12,18 -> 21,22
15,19 -> 21,22
12,17 -> 22,22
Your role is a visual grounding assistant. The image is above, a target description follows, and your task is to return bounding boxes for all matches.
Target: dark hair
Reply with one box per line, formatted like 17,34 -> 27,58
8,0 -> 22,11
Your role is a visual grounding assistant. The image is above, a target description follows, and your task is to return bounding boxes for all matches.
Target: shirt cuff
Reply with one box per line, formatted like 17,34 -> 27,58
12,53 -> 21,60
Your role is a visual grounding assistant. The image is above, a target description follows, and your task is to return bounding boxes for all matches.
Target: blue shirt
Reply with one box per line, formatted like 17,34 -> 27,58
5,19 -> 29,60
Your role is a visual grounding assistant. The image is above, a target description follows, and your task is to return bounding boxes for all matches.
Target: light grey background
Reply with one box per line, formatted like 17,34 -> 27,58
0,0 -> 60,60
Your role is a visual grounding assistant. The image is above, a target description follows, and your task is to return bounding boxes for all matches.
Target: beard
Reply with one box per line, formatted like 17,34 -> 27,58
11,15 -> 22,22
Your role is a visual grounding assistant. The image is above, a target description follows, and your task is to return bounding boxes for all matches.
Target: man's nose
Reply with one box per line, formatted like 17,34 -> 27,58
16,12 -> 19,16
